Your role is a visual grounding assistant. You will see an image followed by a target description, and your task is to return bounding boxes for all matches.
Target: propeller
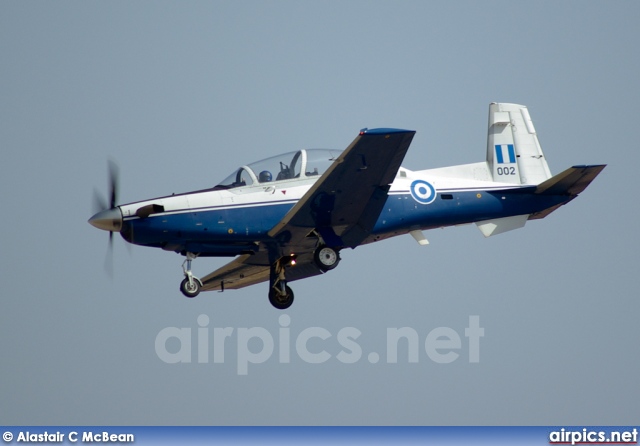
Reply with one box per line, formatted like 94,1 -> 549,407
89,160 -> 122,277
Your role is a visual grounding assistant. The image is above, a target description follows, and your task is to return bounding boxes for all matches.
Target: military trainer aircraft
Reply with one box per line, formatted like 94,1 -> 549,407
89,103 -> 605,309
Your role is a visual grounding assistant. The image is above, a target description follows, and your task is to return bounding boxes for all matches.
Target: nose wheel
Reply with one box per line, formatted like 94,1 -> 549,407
180,252 -> 203,298
180,277 -> 201,298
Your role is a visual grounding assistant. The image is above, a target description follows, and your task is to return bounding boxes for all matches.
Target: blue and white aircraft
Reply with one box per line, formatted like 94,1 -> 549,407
89,103 -> 605,309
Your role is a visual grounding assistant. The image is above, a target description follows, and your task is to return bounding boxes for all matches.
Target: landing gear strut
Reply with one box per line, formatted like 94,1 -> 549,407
268,255 -> 295,309
180,252 -> 203,298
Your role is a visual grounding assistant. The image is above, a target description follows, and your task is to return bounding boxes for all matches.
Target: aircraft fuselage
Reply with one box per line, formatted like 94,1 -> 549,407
117,173 -> 569,256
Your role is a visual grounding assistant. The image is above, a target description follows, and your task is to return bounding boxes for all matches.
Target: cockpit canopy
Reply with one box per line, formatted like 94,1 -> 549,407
214,149 -> 342,189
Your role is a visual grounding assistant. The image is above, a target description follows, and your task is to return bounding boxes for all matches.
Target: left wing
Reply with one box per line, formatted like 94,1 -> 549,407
201,128 -> 416,292
200,251 -> 323,291
269,128 -> 416,248
200,253 -> 270,291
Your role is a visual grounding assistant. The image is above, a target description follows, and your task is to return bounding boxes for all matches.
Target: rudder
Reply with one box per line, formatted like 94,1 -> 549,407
487,103 -> 552,185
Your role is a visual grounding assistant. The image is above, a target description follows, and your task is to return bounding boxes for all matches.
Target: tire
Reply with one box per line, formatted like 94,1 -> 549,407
314,246 -> 340,271
269,285 -> 294,310
180,278 -> 201,298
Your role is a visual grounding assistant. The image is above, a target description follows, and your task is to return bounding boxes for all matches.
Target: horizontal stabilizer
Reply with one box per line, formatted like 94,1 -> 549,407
528,164 -> 606,220
535,165 -> 606,196
476,214 -> 529,237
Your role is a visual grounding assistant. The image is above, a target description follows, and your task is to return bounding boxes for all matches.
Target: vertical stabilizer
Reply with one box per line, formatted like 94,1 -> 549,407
487,103 -> 552,185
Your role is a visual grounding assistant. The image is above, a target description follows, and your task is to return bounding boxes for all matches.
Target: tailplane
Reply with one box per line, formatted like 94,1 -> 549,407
528,164 -> 606,220
487,103 -> 552,185
534,164 -> 606,196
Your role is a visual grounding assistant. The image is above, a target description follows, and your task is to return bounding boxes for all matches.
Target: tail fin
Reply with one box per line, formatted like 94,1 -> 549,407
487,103 -> 552,185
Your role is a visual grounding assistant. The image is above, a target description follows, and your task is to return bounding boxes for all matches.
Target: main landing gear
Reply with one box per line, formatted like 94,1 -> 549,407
269,283 -> 294,310
269,255 -> 295,310
313,245 -> 340,272
267,245 -> 341,310
180,252 -> 203,298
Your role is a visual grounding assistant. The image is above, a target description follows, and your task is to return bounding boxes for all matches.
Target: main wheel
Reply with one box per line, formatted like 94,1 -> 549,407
314,246 -> 340,271
180,278 -> 201,298
269,285 -> 294,310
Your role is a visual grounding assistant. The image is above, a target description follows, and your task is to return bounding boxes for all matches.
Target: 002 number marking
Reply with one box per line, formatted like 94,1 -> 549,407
496,167 -> 516,175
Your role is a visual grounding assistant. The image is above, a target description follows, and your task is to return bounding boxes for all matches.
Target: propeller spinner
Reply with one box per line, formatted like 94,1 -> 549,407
89,161 -> 124,275
89,160 -> 123,234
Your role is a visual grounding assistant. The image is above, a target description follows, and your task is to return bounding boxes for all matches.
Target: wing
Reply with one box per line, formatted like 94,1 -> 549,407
200,253 -> 270,291
269,128 -> 416,248
200,251 -> 323,291
200,127 -> 416,292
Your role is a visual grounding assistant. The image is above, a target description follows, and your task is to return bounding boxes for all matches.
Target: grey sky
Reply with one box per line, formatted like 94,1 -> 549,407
1,1 -> 638,425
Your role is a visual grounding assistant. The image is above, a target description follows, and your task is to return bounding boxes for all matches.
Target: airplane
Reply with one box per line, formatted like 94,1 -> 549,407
89,103 -> 605,309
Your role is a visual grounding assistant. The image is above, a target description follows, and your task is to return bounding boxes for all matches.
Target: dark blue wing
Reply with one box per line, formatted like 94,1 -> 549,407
269,128 -> 416,248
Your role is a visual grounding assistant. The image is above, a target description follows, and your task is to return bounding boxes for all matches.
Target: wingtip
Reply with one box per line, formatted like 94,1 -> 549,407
360,128 -> 416,135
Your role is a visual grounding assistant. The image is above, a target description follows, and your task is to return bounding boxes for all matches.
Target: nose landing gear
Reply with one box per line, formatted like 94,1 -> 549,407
180,252 -> 203,298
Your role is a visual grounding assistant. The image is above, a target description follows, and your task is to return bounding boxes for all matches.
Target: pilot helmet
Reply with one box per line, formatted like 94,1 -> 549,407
259,170 -> 272,182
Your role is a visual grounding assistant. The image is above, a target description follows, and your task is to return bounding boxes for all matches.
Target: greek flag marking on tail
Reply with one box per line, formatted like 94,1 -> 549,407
495,144 -> 516,164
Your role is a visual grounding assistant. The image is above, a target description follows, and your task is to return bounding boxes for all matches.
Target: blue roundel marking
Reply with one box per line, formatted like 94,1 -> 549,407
410,180 -> 436,204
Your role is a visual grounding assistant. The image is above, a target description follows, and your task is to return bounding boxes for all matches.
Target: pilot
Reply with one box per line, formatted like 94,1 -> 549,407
259,170 -> 272,183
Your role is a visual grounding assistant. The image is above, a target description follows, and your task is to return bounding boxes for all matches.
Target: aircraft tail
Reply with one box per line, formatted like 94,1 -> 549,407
487,103 -> 552,185
534,164 -> 606,196
475,164 -> 605,234
528,164 -> 606,220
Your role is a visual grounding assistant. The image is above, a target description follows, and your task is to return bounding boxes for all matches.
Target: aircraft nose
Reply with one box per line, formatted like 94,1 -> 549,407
88,207 -> 123,232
